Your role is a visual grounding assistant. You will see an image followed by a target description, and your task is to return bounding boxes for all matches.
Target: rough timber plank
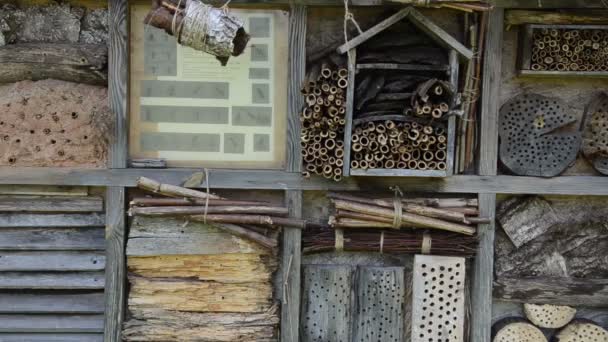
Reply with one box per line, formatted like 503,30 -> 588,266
0,293 -> 105,313
494,277 -> 608,307
104,187 -> 125,341
300,266 -> 354,342
0,314 -> 104,333
0,228 -> 105,251
471,8 -> 503,342
286,4 -> 306,173
0,185 -> 88,196
342,49 -> 356,176
0,333 -> 102,342
0,251 -> 105,271
447,50 -> 458,176
0,196 -> 103,212
0,213 -> 104,227
0,272 -> 105,289
282,190 -> 303,342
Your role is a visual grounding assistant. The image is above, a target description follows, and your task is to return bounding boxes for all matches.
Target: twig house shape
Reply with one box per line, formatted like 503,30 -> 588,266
336,7 -> 473,178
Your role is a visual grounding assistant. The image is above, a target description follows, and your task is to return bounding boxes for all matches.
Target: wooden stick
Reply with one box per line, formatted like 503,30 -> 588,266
213,223 -> 277,249
136,177 -> 221,200
190,214 -> 306,229
130,205 -> 289,217
332,199 -> 476,235
130,197 -> 267,207
329,216 -> 395,229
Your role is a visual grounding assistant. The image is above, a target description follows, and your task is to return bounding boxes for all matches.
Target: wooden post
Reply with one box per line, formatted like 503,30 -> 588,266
471,7 -> 503,342
282,4 -> 306,342
104,0 -> 128,341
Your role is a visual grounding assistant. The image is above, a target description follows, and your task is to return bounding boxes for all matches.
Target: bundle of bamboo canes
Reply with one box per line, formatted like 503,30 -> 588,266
130,177 -> 307,249
328,192 -> 486,236
411,79 -> 458,119
531,27 -> 608,72
303,226 -> 478,256
300,61 -> 348,181
350,119 -> 448,171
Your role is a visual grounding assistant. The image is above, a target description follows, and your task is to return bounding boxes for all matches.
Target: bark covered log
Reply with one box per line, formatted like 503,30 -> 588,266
497,196 -> 560,248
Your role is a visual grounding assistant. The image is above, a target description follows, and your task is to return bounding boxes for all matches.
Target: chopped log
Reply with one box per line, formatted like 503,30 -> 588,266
130,205 -> 288,217
123,307 -> 279,341
130,198 -> 265,207
554,320 -> 608,342
492,318 -> 547,342
190,214 -> 305,229
497,196 -> 559,248
0,43 -> 107,85
523,303 -> 576,329
136,177 -> 221,200
493,277 -> 608,307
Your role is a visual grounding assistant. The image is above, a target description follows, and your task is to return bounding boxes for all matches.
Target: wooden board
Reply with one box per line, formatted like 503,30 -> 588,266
0,293 -> 104,314
0,185 -> 88,196
0,272 -> 105,290
0,251 -> 105,271
0,228 -> 105,251
0,196 -> 103,212
0,333 -> 102,342
0,213 -> 104,227
300,265 -> 354,342
0,314 -> 104,333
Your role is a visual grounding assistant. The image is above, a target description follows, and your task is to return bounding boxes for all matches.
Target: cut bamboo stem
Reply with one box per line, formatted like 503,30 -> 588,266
130,197 -> 266,207
136,177 -> 221,200
130,205 -> 289,217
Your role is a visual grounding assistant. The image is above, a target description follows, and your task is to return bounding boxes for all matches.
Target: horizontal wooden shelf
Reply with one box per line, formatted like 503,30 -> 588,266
519,70 -> 608,78
356,63 -> 449,72
349,168 -> 448,177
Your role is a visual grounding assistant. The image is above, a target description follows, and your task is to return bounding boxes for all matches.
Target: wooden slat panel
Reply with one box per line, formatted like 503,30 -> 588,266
0,251 -> 105,271
0,185 -> 88,196
0,333 -> 103,342
0,213 -> 104,227
0,293 -> 104,313
0,272 -> 105,289
0,196 -> 103,212
0,314 -> 104,333
127,216 -> 268,256
0,228 -> 105,251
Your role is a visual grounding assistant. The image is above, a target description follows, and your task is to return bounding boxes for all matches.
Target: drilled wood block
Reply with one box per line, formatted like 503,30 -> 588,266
412,255 -> 466,342
353,267 -> 405,342
300,265 -> 354,342
582,92 -> 608,175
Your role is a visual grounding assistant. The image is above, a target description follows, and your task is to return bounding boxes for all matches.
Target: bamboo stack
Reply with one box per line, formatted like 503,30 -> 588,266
300,61 -> 347,181
328,192 -> 486,236
130,177 -> 308,249
350,120 -> 448,171
531,27 -> 608,72
411,79 -> 458,119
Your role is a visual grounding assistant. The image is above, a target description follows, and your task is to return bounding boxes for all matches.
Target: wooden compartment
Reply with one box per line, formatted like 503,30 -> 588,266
518,24 -> 608,78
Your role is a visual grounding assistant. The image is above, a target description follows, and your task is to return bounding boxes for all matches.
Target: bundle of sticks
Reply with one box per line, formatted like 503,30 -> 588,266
328,192 -> 487,236
300,60 -> 348,181
531,27 -> 608,72
350,119 -> 448,171
303,226 -> 478,256
129,177 -> 307,249
411,79 -> 458,119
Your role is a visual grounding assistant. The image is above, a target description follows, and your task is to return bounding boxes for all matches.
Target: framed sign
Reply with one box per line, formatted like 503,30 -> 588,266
129,3 -> 289,168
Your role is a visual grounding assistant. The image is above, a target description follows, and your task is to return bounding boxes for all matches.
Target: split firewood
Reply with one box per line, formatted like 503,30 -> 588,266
554,320 -> 608,342
491,318 -> 547,342
497,196 -> 560,248
523,303 -> 576,329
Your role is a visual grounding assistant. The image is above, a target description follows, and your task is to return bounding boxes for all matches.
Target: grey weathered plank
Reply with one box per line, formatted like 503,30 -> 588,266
0,213 -> 104,227
353,267 -> 405,342
0,293 -> 104,314
407,8 -> 473,61
286,4 -> 306,174
300,265 -> 354,342
0,333 -> 103,342
0,197 -> 103,213
127,216 -> 267,256
357,63 -> 449,71
342,49 -> 356,176
349,168 -> 447,177
494,277 -> 608,307
446,50 -> 458,176
520,70 -> 608,78
0,228 -> 105,251
0,185 -> 88,197
0,272 -> 105,289
0,314 -> 104,333
282,190 -> 303,342
337,8 -> 412,54
103,187 -> 125,341
0,251 -> 105,271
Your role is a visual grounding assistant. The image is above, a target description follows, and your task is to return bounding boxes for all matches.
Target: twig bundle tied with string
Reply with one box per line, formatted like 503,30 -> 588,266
145,0 -> 250,65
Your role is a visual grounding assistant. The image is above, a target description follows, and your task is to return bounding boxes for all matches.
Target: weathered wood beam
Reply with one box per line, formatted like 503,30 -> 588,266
505,10 -> 608,26
0,293 -> 105,314
0,196 -> 103,213
0,272 -> 105,290
0,213 -> 104,227
0,334 -> 102,342
494,277 -> 608,307
0,43 -> 107,85
0,251 -> 105,271
0,314 -> 104,333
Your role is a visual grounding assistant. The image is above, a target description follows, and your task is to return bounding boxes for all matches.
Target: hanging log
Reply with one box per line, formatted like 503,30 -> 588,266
136,177 -> 222,200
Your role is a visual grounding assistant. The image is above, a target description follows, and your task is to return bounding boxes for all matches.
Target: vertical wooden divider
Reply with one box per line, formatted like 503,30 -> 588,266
105,0 -> 128,341
282,4 -> 307,342
471,7 -> 504,342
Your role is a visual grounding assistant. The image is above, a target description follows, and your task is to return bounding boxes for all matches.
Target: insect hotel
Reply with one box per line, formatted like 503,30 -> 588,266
0,0 -> 607,341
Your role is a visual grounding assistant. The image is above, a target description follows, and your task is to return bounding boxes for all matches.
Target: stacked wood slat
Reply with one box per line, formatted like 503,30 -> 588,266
530,27 -> 608,72
300,60 -> 347,181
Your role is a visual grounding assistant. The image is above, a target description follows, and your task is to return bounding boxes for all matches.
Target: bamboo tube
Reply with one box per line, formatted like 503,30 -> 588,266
190,214 -> 306,229
137,177 -> 221,200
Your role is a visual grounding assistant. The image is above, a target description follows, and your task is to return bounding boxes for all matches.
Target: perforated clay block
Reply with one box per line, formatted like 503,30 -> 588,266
498,93 -> 581,177
582,92 -> 608,175
412,255 -> 465,342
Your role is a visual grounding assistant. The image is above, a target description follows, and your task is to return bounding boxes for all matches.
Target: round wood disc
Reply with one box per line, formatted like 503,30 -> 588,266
582,93 -> 608,176
492,318 -> 547,342
555,320 -> 608,342
499,93 -> 581,177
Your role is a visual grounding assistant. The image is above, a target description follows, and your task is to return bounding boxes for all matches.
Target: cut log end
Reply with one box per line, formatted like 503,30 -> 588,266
492,318 -> 547,342
555,320 -> 608,342
523,303 -> 576,329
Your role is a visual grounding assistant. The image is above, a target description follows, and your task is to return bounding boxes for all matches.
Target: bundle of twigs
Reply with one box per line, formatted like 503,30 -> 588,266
303,226 -> 478,256
328,192 -> 487,236
300,59 -> 347,181
129,177 -> 307,249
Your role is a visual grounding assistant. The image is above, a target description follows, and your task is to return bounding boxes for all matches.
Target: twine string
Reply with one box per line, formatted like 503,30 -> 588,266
342,0 -> 363,60
390,185 -> 404,229
180,0 -> 211,50
379,231 -> 385,254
